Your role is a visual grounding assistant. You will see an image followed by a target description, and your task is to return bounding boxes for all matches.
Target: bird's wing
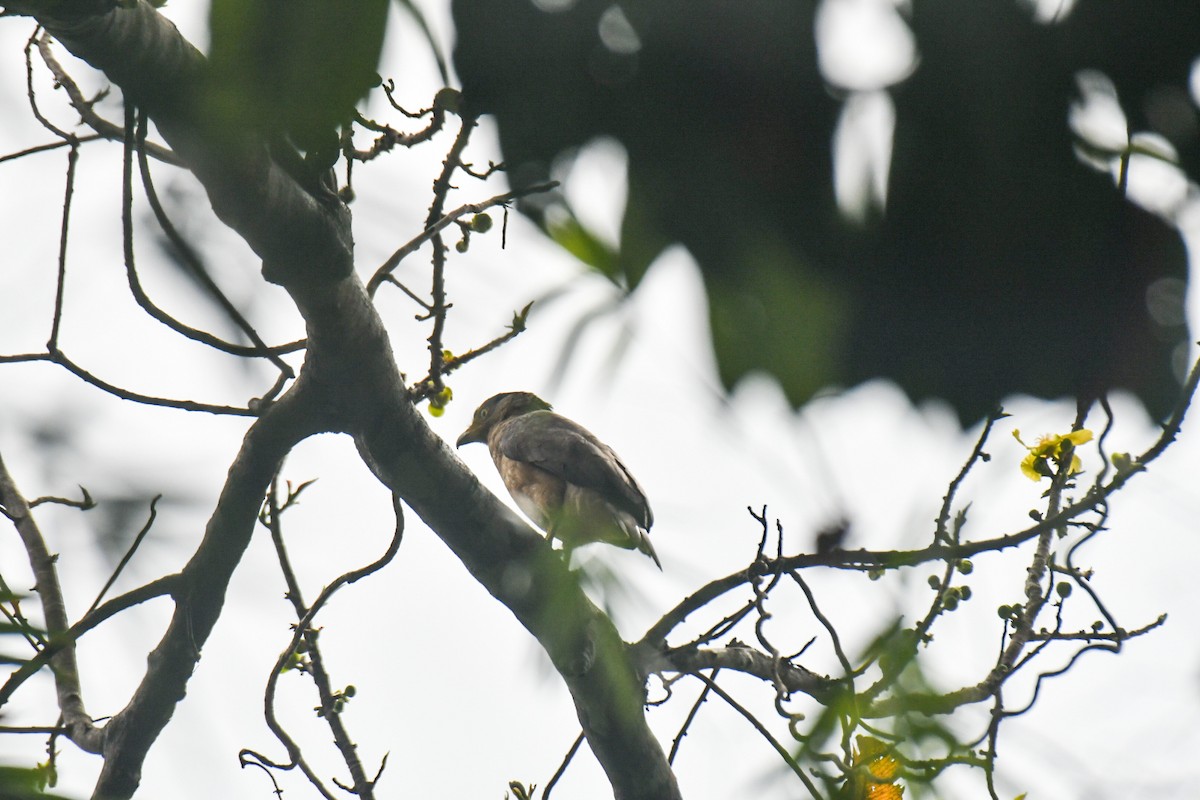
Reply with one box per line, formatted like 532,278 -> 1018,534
495,412 -> 653,529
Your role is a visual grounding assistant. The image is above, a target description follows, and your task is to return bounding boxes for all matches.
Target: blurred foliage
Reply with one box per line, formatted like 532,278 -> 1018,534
451,0 -> 1199,422
206,0 -> 389,169
0,766 -> 72,800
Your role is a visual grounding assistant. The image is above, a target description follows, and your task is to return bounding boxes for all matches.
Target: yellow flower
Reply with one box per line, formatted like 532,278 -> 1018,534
846,736 -> 904,800
1013,428 -> 1093,482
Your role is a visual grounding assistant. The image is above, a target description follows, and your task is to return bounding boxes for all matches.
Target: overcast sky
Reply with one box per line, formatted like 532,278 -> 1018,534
2,2 -> 1200,798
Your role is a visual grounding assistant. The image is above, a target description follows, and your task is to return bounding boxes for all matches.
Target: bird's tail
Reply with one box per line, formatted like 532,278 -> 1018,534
636,530 -> 663,571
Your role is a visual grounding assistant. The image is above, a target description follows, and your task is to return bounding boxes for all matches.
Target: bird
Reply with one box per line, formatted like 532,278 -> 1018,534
456,392 -> 661,569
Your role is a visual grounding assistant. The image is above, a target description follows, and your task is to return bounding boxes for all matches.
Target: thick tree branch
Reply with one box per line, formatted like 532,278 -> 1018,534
11,3 -> 683,798
355,365 -> 681,800
94,390 -> 321,799
660,644 -> 839,705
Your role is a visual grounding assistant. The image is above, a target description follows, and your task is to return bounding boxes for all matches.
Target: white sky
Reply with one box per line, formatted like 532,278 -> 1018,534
2,2 -> 1199,799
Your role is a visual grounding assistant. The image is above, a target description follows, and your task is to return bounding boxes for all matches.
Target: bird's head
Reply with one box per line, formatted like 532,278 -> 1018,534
456,391 -> 552,448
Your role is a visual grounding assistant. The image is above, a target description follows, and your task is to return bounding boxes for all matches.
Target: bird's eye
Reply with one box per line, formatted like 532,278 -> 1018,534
478,408 -> 490,419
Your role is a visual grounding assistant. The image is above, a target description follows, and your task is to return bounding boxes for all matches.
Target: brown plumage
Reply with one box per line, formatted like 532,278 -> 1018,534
456,392 -> 660,569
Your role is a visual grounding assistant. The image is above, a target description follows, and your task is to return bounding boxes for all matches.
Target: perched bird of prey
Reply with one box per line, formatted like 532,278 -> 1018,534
456,392 -> 661,569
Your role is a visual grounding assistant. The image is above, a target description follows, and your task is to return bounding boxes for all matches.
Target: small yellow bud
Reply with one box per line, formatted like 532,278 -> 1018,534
428,385 -> 453,417
1112,452 -> 1141,476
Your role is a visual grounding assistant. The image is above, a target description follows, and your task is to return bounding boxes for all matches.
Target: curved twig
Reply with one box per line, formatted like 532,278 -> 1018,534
366,182 -> 559,296
935,409 -> 1004,544
243,492 -> 405,799
693,671 -> 826,799
542,730 -> 585,800
36,33 -> 179,165
136,111 -> 305,370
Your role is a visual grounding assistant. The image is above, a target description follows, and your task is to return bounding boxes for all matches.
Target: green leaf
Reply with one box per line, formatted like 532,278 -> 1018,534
543,212 -> 620,283
0,765 -> 74,800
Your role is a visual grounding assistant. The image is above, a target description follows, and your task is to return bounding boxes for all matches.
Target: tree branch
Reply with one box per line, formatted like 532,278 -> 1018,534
0,576 -> 177,708
35,33 -> 179,165
355,383 -> 682,800
93,391 -> 321,799
15,0 -> 353,286
11,3 -> 684,799
0,450 -> 103,753
366,181 -> 559,296
661,644 -> 839,705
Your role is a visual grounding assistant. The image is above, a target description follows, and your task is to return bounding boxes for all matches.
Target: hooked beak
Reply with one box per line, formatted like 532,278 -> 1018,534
456,423 -> 485,448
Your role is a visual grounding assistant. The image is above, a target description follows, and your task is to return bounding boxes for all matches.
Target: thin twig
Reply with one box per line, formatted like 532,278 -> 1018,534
0,134 -> 102,164
382,275 -> 432,310
693,671 -> 826,799
240,478 -> 340,800
648,367 -> 1200,647
243,488 -> 405,799
85,494 -> 161,616
25,29 -> 73,141
421,114 -> 478,400
935,409 -> 1003,544
0,725 -> 65,734
366,182 -> 559,296
348,105 -> 446,159
541,730 -> 585,800
746,511 -> 797,730
36,34 -> 180,165
0,571 -> 44,648
790,571 -> 852,676
0,575 -> 178,707
668,669 -> 719,765
49,349 -> 257,415
639,354 -> 1197,647
136,112 -> 305,371
120,107 -> 297,390
48,138 -> 78,349
29,487 -> 94,510
407,302 -> 532,402
688,599 -> 756,649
